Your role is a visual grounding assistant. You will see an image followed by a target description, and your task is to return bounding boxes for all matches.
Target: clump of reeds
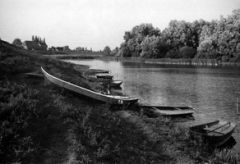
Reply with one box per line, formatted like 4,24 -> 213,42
209,149 -> 240,164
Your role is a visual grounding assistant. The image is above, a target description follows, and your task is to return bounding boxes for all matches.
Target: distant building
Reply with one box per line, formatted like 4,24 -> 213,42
48,46 -> 71,53
23,41 -> 37,50
75,47 -> 85,52
63,46 -> 71,52
23,36 -> 48,51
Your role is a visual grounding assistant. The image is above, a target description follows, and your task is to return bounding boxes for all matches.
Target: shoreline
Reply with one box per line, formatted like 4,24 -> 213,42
46,54 -> 240,67
101,56 -> 240,67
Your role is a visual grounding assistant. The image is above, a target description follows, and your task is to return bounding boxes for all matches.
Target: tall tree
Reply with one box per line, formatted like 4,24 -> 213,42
103,46 -> 111,56
12,38 -> 23,48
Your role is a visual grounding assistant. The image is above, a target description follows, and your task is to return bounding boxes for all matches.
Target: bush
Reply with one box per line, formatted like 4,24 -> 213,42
103,46 -> 111,56
179,46 -> 196,58
165,49 -> 181,58
117,43 -> 131,57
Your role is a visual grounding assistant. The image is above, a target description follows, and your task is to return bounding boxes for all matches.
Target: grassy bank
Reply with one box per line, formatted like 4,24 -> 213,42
1,40 -> 239,163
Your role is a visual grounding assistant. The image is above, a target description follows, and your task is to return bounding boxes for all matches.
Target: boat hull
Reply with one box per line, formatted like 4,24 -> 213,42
110,80 -> 122,88
139,105 -> 194,117
189,120 -> 236,147
41,67 -> 138,105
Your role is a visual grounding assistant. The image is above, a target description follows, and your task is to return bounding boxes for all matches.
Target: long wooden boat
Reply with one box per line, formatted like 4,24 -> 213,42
41,67 -> 138,105
189,120 -> 236,146
140,105 -> 194,117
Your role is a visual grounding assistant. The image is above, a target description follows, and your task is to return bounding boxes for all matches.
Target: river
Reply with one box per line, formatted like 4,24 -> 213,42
65,59 -> 240,151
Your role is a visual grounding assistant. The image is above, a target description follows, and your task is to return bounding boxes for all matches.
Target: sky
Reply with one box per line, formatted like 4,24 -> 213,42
0,0 -> 239,50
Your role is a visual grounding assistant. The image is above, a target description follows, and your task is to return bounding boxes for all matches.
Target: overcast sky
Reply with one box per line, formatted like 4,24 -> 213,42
0,0 -> 239,50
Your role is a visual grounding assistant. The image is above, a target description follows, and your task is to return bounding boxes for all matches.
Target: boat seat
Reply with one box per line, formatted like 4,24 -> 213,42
207,124 -> 234,136
204,121 -> 230,132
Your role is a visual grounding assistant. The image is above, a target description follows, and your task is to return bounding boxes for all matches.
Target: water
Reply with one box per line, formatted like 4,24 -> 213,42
66,59 -> 240,151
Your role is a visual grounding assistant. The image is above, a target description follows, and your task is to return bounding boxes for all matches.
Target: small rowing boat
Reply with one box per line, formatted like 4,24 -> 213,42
24,72 -> 44,78
89,69 -> 109,74
189,120 -> 236,146
96,73 -> 113,79
139,105 -> 194,117
110,80 -> 122,88
41,67 -> 138,105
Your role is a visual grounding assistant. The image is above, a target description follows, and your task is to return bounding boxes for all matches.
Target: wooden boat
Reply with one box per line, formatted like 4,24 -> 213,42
140,105 -> 194,117
110,80 -> 122,88
41,67 -> 138,105
89,69 -> 109,74
24,72 -> 44,78
96,73 -> 113,79
189,120 -> 236,146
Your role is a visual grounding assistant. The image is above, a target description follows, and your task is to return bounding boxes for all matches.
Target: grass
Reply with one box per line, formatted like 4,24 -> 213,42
0,82 -> 38,162
210,149 -> 240,164
0,40 -> 239,163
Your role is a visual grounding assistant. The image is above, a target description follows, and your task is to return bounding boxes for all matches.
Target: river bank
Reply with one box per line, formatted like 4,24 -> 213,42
101,56 -> 240,67
1,40 -> 239,163
45,53 -> 240,67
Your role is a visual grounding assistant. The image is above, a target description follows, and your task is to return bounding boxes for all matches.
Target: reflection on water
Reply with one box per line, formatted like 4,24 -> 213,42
66,59 -> 240,151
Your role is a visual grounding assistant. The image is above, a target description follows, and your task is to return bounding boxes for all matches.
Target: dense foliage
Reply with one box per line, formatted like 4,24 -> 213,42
12,38 -> 23,48
116,9 -> 240,61
103,46 -> 111,56
0,82 -> 38,162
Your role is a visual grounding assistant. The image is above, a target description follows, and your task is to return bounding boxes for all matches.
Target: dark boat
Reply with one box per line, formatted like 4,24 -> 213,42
41,67 -> 138,105
189,120 -> 236,146
89,69 -> 109,74
139,105 -> 194,117
96,73 -> 113,79
24,72 -> 44,78
110,80 -> 122,88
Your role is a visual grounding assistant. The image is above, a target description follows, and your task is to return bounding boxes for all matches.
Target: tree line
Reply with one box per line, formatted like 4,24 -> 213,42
107,9 -> 240,62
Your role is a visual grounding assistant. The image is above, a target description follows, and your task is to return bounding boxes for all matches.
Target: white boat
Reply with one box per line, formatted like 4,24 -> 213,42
41,67 -> 138,105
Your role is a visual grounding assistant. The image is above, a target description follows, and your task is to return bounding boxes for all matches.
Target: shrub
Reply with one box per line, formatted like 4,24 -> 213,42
179,46 -> 196,58
165,49 -> 181,58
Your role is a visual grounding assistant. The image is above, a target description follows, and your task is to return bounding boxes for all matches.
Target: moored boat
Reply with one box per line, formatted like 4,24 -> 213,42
89,69 -> 109,74
24,72 -> 44,78
41,67 -> 138,105
96,73 -> 113,79
139,105 -> 194,117
189,120 -> 236,146
110,80 -> 123,88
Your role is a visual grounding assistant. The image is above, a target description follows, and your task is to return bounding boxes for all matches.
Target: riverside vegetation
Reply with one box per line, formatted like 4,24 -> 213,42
1,40 -> 240,163
107,9 -> 240,64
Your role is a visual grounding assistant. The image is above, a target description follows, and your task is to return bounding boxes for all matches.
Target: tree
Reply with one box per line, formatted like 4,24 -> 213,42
140,36 -> 168,58
111,47 -> 119,56
117,43 -> 131,57
103,46 -> 111,56
12,38 -> 23,48
196,9 -> 240,61
179,46 -> 196,58
162,20 -> 195,49
119,23 -> 161,57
